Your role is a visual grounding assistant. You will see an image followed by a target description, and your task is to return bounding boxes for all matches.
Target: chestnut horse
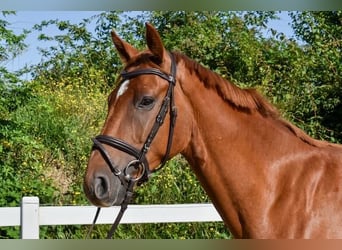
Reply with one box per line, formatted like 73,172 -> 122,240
84,23 -> 342,238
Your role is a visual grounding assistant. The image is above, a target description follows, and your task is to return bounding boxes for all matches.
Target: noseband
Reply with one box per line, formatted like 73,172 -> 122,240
87,52 -> 177,239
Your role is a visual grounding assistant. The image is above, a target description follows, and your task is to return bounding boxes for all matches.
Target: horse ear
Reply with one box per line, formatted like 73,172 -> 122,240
145,23 -> 166,64
111,30 -> 139,63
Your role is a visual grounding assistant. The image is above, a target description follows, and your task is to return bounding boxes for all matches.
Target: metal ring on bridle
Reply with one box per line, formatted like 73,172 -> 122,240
123,160 -> 146,182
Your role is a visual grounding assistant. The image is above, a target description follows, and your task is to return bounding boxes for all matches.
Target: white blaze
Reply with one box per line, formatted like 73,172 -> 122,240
116,80 -> 130,98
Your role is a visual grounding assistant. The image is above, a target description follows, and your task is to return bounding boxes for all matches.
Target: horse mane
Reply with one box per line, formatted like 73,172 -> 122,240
172,52 -> 330,148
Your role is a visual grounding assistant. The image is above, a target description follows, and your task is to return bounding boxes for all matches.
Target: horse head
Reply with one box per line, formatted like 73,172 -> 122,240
84,23 -> 192,207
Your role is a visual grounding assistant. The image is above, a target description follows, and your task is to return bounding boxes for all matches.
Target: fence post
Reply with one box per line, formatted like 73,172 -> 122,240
20,196 -> 39,239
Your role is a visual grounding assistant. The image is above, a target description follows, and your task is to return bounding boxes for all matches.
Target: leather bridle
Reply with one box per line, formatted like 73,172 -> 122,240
86,52 -> 177,239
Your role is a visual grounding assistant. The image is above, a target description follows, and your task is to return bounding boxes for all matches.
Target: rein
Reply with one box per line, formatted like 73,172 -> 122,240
86,52 -> 177,239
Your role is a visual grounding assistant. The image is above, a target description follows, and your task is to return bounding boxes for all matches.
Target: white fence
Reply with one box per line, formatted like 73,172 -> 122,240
0,196 -> 222,239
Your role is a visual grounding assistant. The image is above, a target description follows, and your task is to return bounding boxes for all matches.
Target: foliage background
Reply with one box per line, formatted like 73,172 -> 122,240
0,11 -> 341,239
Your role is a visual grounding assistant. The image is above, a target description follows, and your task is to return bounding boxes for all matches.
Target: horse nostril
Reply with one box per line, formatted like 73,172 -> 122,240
94,176 -> 109,199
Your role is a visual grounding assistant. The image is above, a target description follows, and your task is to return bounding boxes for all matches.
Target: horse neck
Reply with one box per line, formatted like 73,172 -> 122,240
177,61 -> 313,237
177,61 -> 296,168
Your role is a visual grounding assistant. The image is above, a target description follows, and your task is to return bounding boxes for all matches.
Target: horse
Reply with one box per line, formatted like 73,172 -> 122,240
84,23 -> 342,239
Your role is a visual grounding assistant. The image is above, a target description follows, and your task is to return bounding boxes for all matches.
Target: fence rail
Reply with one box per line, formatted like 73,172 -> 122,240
0,196 -> 222,239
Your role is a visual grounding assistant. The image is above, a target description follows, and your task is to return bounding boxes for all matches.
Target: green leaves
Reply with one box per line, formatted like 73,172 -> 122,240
31,12 -> 122,88
0,12 -> 28,88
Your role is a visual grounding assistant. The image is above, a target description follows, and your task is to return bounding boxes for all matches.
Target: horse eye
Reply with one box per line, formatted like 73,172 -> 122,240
137,96 -> 155,110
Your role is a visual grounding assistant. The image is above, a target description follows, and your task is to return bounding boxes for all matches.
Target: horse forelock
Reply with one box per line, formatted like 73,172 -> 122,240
124,51 -> 165,72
